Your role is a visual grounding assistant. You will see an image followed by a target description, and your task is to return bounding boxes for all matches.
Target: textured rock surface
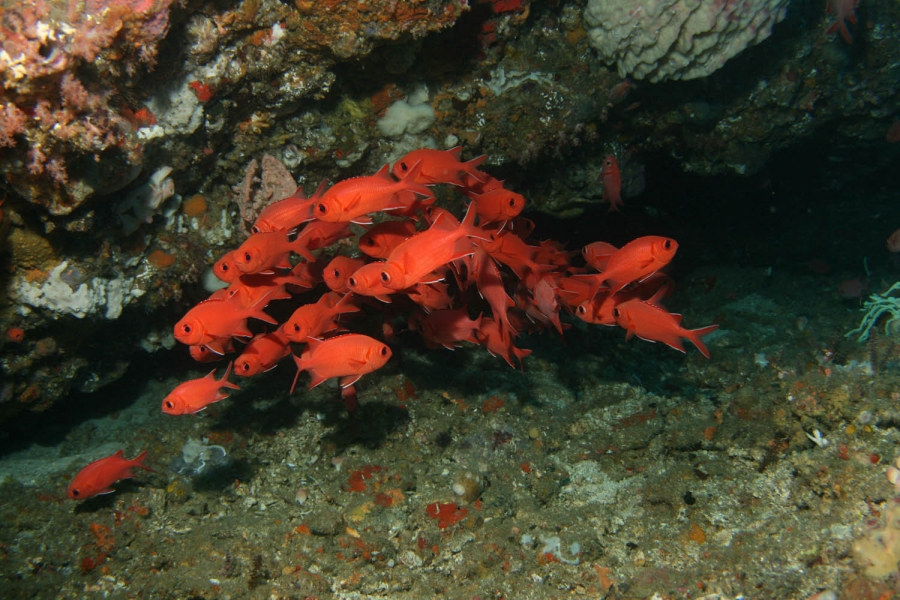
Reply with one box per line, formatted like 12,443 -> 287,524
584,0 -> 790,82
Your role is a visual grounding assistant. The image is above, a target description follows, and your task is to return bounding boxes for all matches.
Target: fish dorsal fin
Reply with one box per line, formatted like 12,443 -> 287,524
374,163 -> 392,180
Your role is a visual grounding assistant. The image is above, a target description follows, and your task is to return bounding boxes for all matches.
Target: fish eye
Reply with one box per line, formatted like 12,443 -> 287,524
399,161 -> 409,172
292,323 -> 301,333
664,239 -> 672,249
508,197 -> 516,207
606,158 -> 613,166
71,489 -> 81,497
332,269 -> 340,278
243,252 -> 252,262
380,346 -> 388,356
239,362 -> 249,372
181,324 -> 192,334
380,271 -> 391,283
219,263 -> 229,272
577,305 -> 586,315
612,308 -> 620,318
316,203 -> 327,214
251,226 -> 260,234
165,400 -> 174,409
348,277 -> 357,287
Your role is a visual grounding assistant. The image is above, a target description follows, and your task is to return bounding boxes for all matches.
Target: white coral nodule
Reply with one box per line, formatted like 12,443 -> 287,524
116,166 -> 176,235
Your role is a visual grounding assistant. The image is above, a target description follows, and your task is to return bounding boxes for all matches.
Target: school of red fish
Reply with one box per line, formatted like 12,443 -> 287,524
69,148 -> 719,499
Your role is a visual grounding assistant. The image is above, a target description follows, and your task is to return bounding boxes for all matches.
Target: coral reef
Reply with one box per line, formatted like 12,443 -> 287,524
583,0 -> 790,83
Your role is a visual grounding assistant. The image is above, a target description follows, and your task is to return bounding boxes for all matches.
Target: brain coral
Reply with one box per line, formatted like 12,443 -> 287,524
583,0 -> 790,83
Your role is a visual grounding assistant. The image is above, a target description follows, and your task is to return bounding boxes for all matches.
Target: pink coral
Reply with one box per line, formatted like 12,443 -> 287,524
0,103 -> 27,148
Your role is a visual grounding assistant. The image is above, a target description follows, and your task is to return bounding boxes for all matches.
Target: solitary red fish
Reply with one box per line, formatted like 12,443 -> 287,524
67,450 -> 153,500
162,362 -> 240,415
599,155 -> 622,213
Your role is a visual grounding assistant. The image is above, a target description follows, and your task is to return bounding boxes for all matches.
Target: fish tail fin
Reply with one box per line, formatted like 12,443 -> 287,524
290,237 -> 316,262
460,202 -> 488,241
290,353 -> 305,395
462,155 -> 489,183
131,450 -> 155,473
220,361 -> 242,390
686,324 -> 719,359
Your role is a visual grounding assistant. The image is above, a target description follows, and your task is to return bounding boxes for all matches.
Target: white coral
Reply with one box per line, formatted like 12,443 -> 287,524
116,166 -> 176,235
583,0 -> 790,83
11,261 -> 143,320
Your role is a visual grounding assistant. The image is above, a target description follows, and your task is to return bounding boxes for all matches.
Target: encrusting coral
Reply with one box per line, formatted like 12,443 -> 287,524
583,0 -> 790,82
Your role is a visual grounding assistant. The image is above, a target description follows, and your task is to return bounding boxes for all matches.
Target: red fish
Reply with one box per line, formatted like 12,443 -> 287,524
251,181 -> 325,234
407,280 -> 453,312
67,450 -> 153,500
379,204 -> 479,291
468,187 -> 526,224
599,155 -> 622,213
174,288 -> 277,346
826,0 -> 858,44
532,276 -> 564,336
189,338 -> 234,362
358,220 -> 417,259
162,362 -> 240,414
283,292 -> 359,343
419,308 -> 483,349
346,261 -> 395,302
313,163 -> 432,224
577,235 -> 678,297
475,317 -> 531,370
474,228 -> 552,284
293,219 -> 354,254
582,241 -> 618,271
213,250 -> 241,283
323,255 -> 367,293
233,230 -> 314,274
391,147 -> 488,186
469,249 -> 516,336
291,334 -> 392,391
613,298 -> 718,358
234,328 -> 293,377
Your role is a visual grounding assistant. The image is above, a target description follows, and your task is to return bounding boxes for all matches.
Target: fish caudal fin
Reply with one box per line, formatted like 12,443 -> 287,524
218,361 -> 242,391
685,324 -> 718,359
130,450 -> 155,473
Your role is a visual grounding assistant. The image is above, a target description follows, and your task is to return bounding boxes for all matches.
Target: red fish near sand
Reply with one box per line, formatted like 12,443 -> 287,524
67,450 -> 153,500
599,155 -> 623,213
613,298 -> 718,358
162,362 -> 240,414
292,334 -> 392,391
